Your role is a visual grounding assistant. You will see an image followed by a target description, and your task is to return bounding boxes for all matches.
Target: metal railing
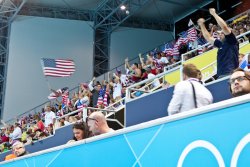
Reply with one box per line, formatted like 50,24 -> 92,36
127,29 -> 250,99
126,66 -> 179,100
180,30 -> 250,81
200,61 -> 217,82
3,13 -> 250,128
55,97 -> 126,129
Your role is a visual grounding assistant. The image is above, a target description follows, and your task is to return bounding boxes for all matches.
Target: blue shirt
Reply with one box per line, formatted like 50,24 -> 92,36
214,32 -> 239,76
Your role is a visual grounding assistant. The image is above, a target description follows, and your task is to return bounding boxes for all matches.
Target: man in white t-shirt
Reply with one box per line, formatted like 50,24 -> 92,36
116,70 -> 128,87
111,77 -> 122,100
44,104 -> 56,127
9,123 -> 22,141
146,67 -> 160,88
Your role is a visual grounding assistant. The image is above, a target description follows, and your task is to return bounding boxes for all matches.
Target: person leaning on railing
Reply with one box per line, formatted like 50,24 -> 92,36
197,8 -> 239,79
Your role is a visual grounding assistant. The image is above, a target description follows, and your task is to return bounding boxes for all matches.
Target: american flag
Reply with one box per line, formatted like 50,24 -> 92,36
97,89 -> 104,107
172,43 -> 180,56
41,58 -> 75,77
47,87 -> 68,100
178,31 -> 189,45
62,89 -> 69,105
164,43 -> 173,56
187,27 -> 197,42
239,54 -> 250,71
76,99 -> 84,109
197,45 -> 204,55
103,91 -> 109,107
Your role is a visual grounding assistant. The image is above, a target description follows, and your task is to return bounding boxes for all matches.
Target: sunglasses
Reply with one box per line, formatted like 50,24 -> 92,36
15,146 -> 24,150
229,76 -> 248,84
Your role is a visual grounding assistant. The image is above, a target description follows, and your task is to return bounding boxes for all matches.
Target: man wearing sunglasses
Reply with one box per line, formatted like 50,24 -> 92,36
87,112 -> 114,136
12,141 -> 29,157
229,68 -> 250,97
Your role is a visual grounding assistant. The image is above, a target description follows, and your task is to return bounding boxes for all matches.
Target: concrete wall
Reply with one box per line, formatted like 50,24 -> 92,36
110,27 -> 174,70
3,16 -> 94,121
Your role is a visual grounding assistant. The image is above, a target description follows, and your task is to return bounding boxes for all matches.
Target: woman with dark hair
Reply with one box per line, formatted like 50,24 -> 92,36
67,122 -> 90,143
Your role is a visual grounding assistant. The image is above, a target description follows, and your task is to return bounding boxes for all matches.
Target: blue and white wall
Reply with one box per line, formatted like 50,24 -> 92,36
110,27 -> 174,69
3,16 -> 94,121
1,95 -> 250,167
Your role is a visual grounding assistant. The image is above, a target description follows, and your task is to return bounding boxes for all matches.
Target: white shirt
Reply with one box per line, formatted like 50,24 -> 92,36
158,57 -> 169,64
113,82 -> 122,99
64,121 -> 70,126
147,73 -> 161,88
74,96 -> 89,107
120,74 -> 127,86
168,78 -> 213,115
9,126 -> 22,140
45,111 -> 56,127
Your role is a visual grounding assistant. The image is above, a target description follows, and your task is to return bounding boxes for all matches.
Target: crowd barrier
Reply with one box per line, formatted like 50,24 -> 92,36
0,124 -> 73,161
1,94 -> 250,166
164,30 -> 250,85
126,76 -> 231,127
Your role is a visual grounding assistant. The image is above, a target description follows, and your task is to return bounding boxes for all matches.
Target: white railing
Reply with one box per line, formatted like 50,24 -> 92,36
126,66 -> 179,100
179,30 -> 250,80
200,61 -> 217,82
181,30 -> 250,63
164,61 -> 182,71
3,16 -> 250,130
55,99 -> 126,129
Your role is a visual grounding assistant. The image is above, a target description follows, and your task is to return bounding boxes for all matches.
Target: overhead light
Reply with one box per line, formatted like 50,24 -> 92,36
120,5 -> 126,10
125,10 -> 130,15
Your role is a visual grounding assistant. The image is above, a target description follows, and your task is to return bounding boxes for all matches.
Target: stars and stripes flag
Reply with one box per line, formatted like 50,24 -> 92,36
172,43 -> 180,56
197,37 -> 207,55
187,27 -> 197,42
239,54 -> 250,71
178,31 -> 189,45
47,87 -> 69,100
41,58 -> 75,77
97,88 -> 106,107
62,89 -> 69,105
164,43 -> 173,56
103,91 -> 109,107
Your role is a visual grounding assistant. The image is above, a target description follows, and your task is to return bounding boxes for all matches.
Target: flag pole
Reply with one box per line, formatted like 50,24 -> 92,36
45,76 -> 52,90
40,58 -> 52,91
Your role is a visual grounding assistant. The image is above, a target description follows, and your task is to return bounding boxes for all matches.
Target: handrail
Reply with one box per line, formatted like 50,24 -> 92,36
227,9 -> 250,22
129,74 -> 164,98
56,107 -> 117,120
126,66 -> 180,99
2,92 -> 250,166
127,65 -> 179,90
200,61 -> 217,82
105,97 -> 125,110
127,30 -> 250,99
3,84 -> 80,126
181,30 -> 250,62
164,61 -> 182,71
130,88 -> 150,93
3,13 -> 250,127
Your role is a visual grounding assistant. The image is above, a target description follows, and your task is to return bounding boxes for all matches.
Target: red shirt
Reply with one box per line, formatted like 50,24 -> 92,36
37,120 -> 45,131
1,135 -> 9,143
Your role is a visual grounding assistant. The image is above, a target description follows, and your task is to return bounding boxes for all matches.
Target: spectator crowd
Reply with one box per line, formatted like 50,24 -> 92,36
0,8 -> 250,162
